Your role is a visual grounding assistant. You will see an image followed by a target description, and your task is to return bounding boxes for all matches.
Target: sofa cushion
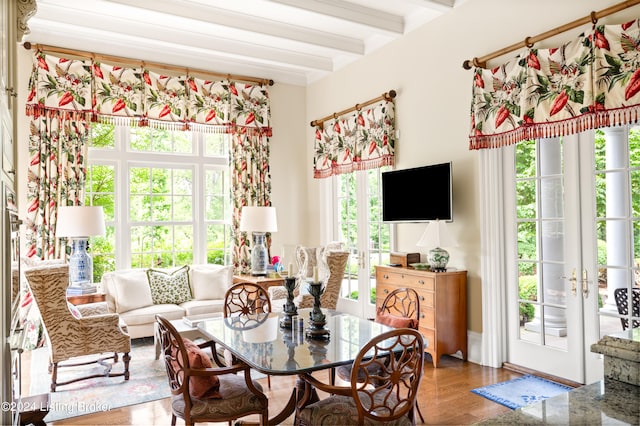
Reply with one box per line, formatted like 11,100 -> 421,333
180,299 -> 225,317
111,269 -> 153,313
190,265 -> 233,300
147,265 -> 192,305
119,304 -> 184,326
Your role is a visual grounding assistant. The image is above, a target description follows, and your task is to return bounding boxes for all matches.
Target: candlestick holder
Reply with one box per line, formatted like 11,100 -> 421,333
305,280 -> 330,340
279,277 -> 298,329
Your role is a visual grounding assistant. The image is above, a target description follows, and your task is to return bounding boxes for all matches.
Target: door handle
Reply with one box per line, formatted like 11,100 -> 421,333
581,269 -> 590,299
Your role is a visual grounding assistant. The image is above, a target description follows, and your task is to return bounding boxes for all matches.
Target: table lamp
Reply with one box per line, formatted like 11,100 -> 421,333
240,206 -> 278,276
416,220 -> 455,272
56,206 -> 106,287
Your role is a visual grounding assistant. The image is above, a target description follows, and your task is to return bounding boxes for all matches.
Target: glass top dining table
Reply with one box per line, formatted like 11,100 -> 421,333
197,308 -> 395,376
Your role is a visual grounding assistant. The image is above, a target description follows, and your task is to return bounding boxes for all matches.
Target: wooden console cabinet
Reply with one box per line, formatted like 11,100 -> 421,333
375,265 -> 467,367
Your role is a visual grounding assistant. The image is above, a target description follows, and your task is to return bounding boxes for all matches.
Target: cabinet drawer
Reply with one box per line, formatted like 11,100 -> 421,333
420,327 -> 435,350
376,282 -> 397,302
417,291 -> 434,308
377,270 -> 435,291
420,308 -> 435,329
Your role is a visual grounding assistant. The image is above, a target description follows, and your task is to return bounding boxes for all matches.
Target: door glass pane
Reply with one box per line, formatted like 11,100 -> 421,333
337,172 -> 358,300
595,127 -> 639,338
515,138 -> 568,348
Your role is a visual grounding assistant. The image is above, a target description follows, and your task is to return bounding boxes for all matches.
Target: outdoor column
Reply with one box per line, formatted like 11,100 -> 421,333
601,126 -> 631,314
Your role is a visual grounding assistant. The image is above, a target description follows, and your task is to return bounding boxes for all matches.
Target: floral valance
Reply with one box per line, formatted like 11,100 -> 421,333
26,52 -> 271,135
469,19 -> 640,149
313,100 -> 395,178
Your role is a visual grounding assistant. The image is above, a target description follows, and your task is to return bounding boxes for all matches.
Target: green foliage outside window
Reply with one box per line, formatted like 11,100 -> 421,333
87,123 -> 231,281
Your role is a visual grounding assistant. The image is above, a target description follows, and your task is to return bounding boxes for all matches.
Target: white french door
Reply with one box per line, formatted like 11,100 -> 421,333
505,127 -> 639,384
331,168 -> 391,318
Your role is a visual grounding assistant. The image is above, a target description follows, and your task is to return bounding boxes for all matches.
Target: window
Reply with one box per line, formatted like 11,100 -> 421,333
87,123 -> 231,281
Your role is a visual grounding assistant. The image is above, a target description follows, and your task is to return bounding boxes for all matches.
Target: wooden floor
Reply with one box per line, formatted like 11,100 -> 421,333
47,354 -> 521,426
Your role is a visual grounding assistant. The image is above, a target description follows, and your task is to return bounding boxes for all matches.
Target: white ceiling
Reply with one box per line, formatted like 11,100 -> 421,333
23,0 -> 459,86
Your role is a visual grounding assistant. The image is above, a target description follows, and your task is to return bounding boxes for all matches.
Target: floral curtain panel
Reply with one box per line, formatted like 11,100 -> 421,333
25,54 -> 92,259
469,19 -> 640,149
230,129 -> 272,274
25,51 -> 273,264
313,99 -> 395,178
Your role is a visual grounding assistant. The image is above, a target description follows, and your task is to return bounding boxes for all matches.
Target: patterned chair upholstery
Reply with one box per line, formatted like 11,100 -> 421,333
295,328 -> 424,426
24,264 -> 131,392
155,315 -> 268,426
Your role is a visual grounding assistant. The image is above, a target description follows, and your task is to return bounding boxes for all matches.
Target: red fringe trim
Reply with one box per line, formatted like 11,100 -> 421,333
469,106 -> 640,150
26,104 -> 273,136
313,154 -> 394,179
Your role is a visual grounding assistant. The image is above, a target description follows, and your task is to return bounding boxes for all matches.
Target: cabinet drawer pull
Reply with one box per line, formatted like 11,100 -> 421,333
418,280 -> 425,285
383,274 -> 389,279
383,288 -> 389,294
421,313 -> 425,319
419,296 -> 425,301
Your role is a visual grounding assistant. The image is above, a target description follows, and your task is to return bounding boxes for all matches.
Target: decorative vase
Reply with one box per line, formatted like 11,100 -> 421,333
428,247 -> 449,272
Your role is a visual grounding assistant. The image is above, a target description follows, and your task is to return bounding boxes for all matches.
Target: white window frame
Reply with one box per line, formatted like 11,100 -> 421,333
88,124 -> 230,271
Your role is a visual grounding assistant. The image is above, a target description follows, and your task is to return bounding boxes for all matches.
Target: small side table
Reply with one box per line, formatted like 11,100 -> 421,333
66,292 -> 106,306
233,274 -> 285,291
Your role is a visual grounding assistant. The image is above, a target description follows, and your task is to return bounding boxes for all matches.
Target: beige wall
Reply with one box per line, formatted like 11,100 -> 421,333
14,0 -> 640,337
304,0 -> 640,334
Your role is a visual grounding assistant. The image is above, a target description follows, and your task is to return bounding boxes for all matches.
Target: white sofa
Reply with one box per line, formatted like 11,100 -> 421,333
101,264 -> 233,339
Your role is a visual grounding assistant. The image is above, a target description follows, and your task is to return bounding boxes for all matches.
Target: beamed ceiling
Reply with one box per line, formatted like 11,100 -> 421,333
23,0 -> 460,86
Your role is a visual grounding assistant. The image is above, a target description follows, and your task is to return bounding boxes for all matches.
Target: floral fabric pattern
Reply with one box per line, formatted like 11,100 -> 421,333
314,100 -> 395,178
469,19 -> 640,149
230,128 -> 272,274
25,51 -> 273,267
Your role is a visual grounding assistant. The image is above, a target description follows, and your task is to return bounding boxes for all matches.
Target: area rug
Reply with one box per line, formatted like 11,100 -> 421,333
471,374 -> 573,410
29,337 -> 170,422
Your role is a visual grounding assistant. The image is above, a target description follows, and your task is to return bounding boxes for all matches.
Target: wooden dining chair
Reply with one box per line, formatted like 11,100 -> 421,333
155,314 -> 268,426
295,328 -> 424,426
334,287 -> 424,422
223,282 -> 273,388
224,282 -> 272,317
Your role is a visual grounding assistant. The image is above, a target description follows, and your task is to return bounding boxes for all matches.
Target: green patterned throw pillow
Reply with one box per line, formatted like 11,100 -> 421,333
147,265 -> 192,305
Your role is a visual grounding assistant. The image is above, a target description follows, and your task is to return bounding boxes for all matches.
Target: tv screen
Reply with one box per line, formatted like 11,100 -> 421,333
382,162 -> 452,222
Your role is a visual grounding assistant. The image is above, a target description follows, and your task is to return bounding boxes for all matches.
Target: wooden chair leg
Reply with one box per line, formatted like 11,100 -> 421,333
267,374 -> 271,389
50,362 -> 58,392
123,352 -> 131,380
416,402 -> 425,423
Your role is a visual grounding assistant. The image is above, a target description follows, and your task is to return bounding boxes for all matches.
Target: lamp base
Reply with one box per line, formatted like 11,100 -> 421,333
428,247 -> 449,272
68,238 -> 93,286
250,232 -> 268,276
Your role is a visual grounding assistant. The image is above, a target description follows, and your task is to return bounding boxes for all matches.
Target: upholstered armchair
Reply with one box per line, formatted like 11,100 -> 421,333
24,264 -> 131,392
269,247 -> 349,311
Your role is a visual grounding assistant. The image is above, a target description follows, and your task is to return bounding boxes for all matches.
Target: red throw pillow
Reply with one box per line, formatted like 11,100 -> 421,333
376,311 -> 418,329
171,338 -> 222,399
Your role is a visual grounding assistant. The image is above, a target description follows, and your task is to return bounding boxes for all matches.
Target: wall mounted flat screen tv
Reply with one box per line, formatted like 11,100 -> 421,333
382,162 -> 452,222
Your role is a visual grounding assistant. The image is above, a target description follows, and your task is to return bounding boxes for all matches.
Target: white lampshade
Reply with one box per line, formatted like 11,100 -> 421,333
416,220 -> 455,248
56,206 -> 106,238
240,206 -> 278,233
